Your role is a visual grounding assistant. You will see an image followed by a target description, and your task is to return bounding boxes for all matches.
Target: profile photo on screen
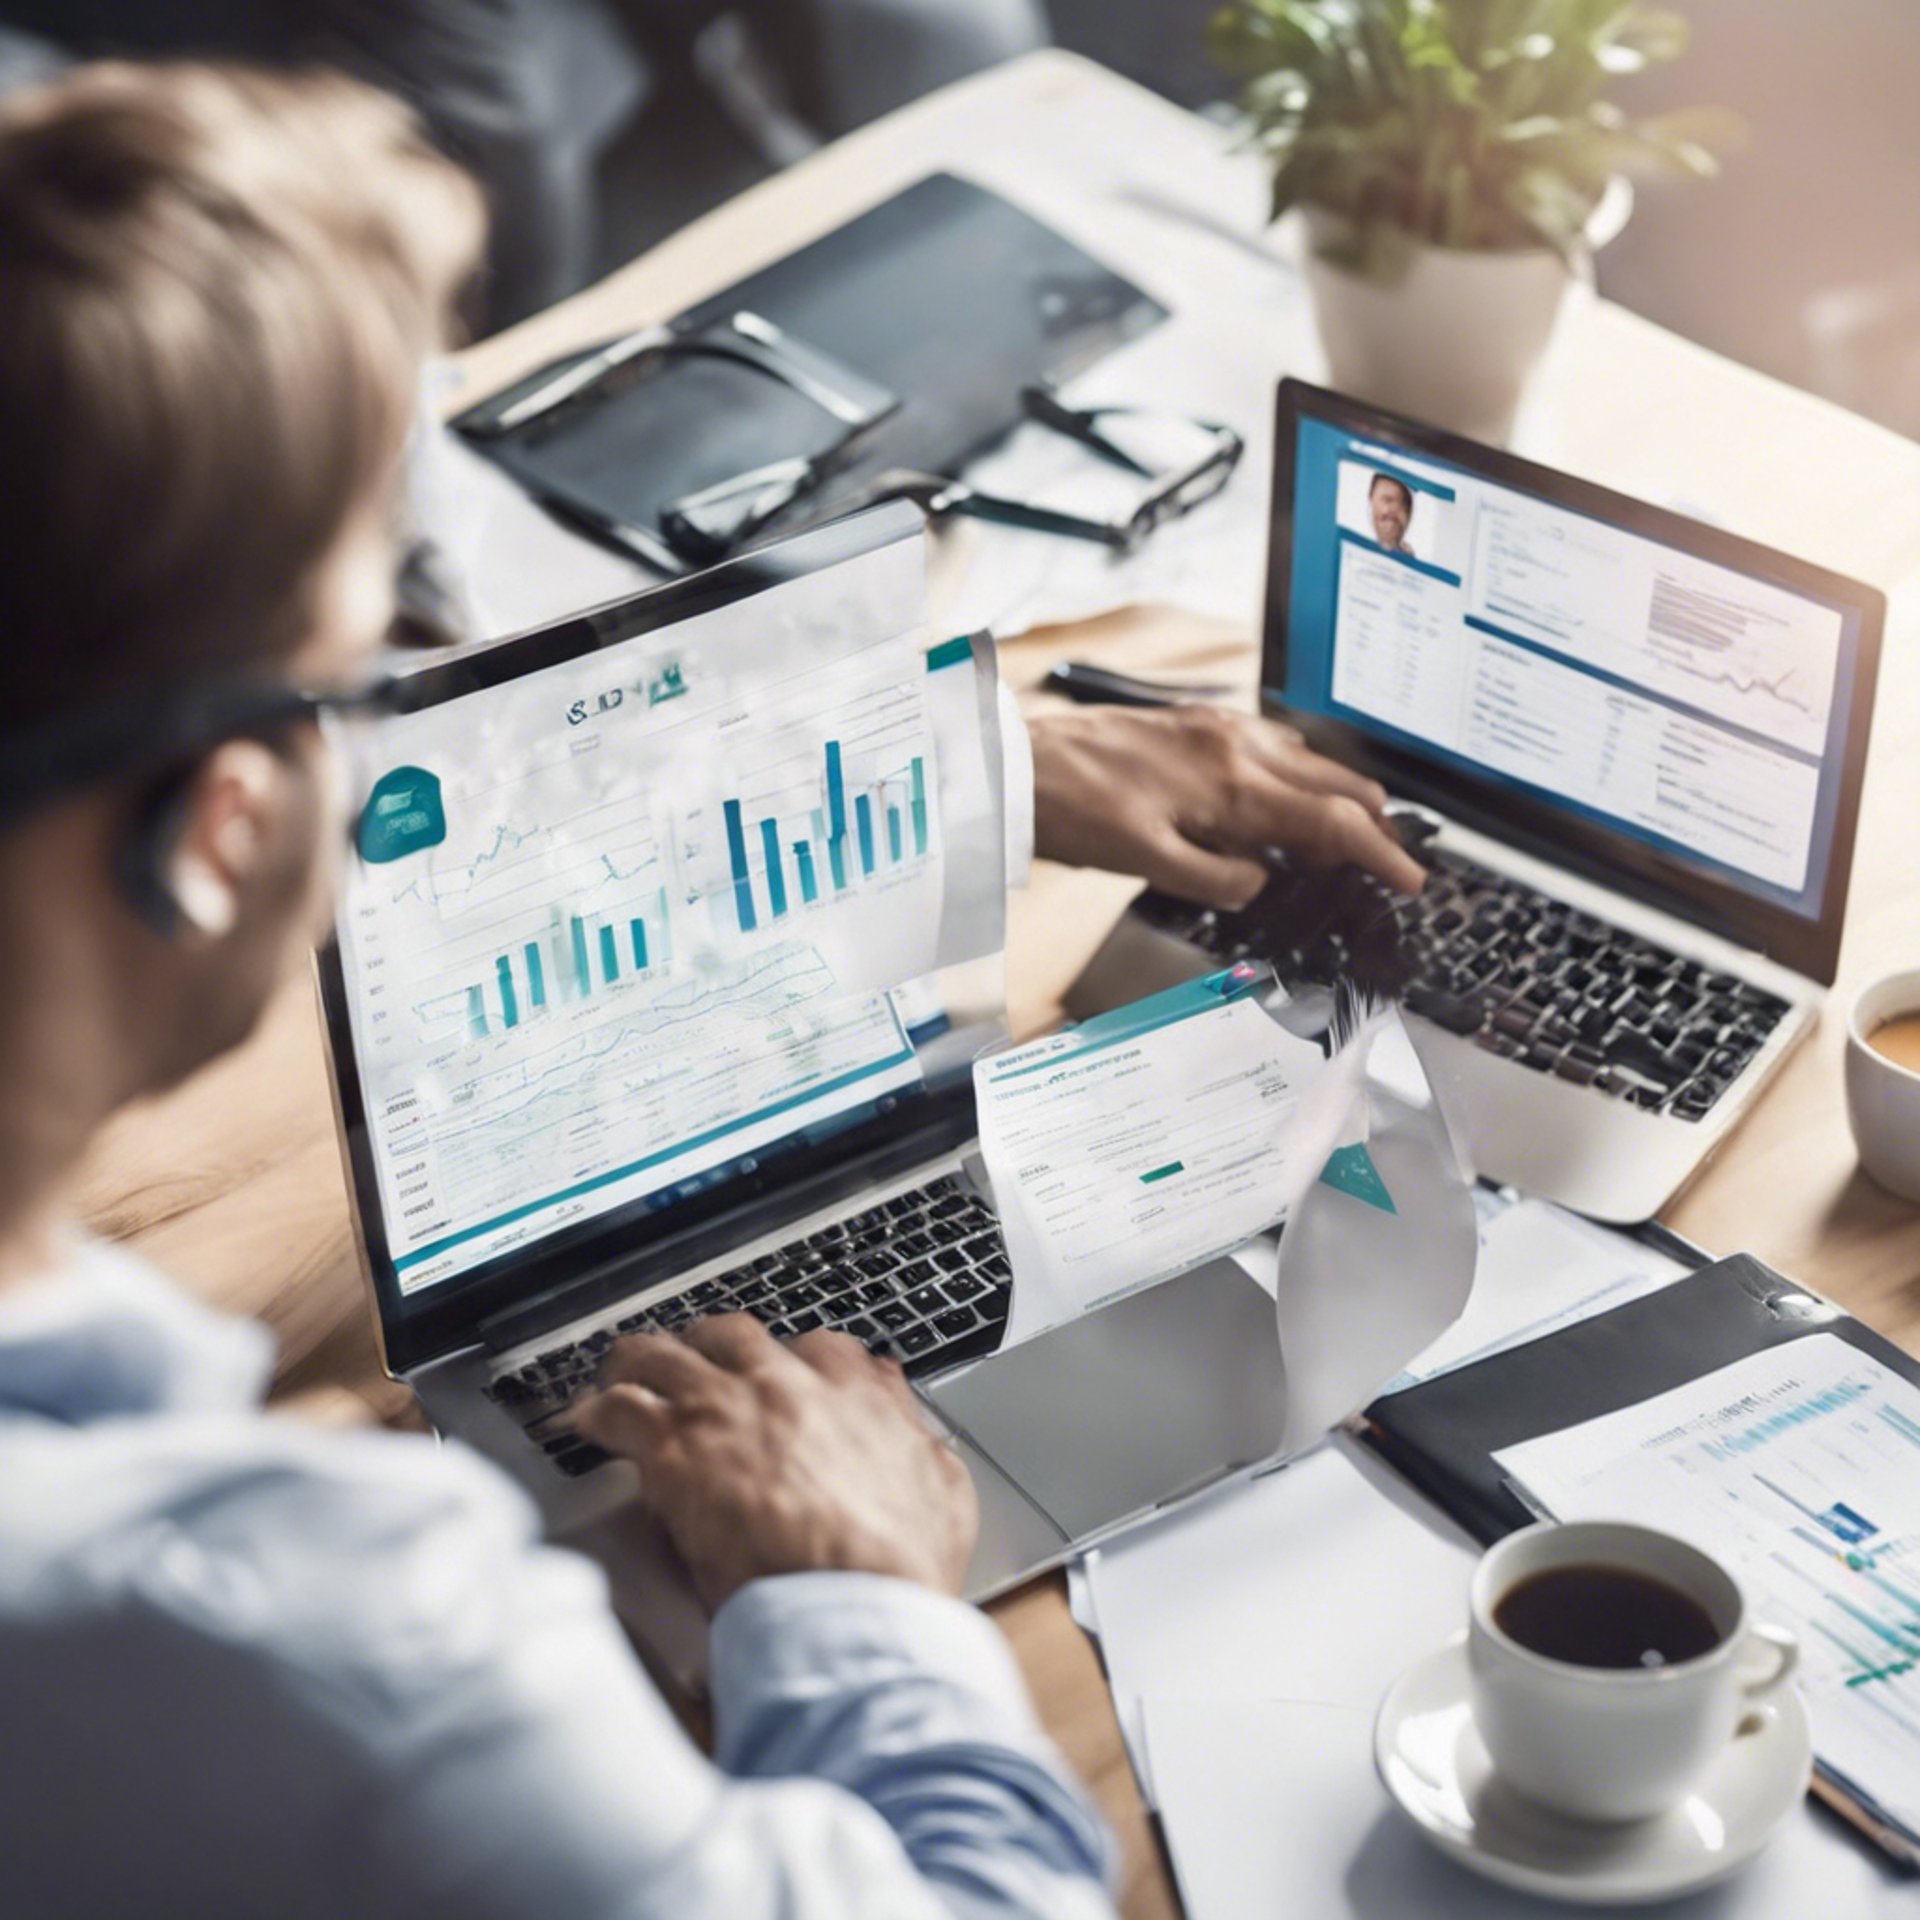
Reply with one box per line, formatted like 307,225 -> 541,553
1368,471 -> 1415,555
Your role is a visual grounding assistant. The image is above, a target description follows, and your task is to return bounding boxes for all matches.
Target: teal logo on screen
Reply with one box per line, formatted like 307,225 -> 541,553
358,767 -> 446,864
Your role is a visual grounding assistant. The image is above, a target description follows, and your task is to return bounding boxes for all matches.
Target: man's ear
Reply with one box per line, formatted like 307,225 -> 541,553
151,740 -> 292,941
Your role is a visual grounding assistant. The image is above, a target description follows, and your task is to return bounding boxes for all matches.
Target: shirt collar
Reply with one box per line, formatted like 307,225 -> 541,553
0,1240 -> 275,1423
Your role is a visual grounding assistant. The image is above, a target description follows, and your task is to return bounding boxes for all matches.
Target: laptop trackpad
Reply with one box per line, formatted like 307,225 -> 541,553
921,1257 -> 1283,1542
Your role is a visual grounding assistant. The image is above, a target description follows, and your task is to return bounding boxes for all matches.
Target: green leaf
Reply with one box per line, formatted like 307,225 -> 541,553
1205,0 -> 1727,256
1504,165 -> 1599,260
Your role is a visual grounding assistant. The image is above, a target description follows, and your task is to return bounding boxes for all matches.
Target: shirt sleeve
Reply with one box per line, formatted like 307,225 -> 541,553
710,1573 -> 1115,1920
219,1435 -> 1115,1920
998,677 -> 1035,890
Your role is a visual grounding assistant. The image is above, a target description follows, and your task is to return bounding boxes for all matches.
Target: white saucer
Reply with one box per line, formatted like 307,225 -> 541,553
1374,1631 -> 1813,1906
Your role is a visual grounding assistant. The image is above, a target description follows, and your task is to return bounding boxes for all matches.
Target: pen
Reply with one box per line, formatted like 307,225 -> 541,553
1811,1765 -> 1920,1868
1041,661 -> 1236,708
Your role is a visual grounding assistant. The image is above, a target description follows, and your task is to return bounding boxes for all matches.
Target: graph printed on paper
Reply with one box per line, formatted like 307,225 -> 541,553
1500,1337 -> 1920,1840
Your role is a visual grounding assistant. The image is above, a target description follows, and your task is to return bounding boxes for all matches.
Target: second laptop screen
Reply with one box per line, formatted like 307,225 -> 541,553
1275,413 -> 1864,921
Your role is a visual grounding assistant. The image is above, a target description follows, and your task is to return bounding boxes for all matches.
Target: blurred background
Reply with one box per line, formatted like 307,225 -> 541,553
5,1 -> 1915,437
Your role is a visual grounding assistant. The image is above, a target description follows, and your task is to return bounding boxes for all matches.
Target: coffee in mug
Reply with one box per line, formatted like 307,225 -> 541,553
1846,969 -> 1920,1204
1468,1521 -> 1798,1823
1492,1563 -> 1724,1670
1868,1012 -> 1920,1074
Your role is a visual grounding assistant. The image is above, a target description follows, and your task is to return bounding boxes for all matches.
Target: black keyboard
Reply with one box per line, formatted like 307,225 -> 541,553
485,1174 -> 1011,1477
1135,812 -> 1789,1126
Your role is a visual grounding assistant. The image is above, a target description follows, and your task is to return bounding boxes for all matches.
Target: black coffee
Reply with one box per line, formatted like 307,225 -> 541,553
1493,1564 -> 1724,1670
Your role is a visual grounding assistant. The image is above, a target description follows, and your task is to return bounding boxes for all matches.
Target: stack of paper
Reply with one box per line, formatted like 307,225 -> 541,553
1383,1187 -> 1690,1393
1075,1440 -> 1474,1799
1144,1694 -> 1909,1920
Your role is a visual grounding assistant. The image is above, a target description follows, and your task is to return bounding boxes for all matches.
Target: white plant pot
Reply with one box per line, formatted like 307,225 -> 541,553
1302,207 -> 1579,444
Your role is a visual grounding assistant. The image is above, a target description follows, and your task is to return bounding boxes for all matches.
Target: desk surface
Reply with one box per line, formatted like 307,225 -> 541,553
72,51 -> 1920,1920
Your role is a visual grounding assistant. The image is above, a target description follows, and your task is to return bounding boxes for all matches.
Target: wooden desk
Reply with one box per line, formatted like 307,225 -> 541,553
73,51 -> 1920,1920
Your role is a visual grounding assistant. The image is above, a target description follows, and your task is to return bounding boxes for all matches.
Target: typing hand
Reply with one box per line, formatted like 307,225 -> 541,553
573,1316 -> 978,1612
1028,704 -> 1426,910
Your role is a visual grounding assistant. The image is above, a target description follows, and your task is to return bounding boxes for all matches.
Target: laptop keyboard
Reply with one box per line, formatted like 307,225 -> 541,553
1135,813 -> 1790,1126
484,1175 -> 1012,1477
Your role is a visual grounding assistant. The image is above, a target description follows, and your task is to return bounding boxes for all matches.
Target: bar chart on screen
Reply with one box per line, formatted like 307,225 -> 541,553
331,625 -> 1000,1286
700,675 -> 939,940
1498,1336 -> 1920,1847
359,776 -> 681,1059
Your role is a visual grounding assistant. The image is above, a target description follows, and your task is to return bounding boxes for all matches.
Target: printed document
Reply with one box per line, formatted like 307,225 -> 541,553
975,968 -> 1334,1345
1499,1336 -> 1920,1849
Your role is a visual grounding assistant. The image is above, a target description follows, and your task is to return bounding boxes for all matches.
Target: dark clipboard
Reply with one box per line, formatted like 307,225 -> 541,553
1358,1249 -> 1920,1869
456,172 -> 1169,568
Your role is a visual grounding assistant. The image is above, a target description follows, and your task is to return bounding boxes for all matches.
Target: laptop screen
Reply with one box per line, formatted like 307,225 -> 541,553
318,512 -> 1007,1369
1264,383 -> 1881,982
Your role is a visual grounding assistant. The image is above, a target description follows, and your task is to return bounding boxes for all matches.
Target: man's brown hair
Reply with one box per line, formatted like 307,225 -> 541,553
0,63 -> 485,729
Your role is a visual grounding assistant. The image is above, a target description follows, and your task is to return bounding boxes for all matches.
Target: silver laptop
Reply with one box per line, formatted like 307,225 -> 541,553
316,512 -> 1282,1681
1069,380 -> 1885,1224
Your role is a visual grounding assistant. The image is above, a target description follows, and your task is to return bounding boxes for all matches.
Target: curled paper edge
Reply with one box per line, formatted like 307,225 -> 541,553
1272,1004 -> 1480,1456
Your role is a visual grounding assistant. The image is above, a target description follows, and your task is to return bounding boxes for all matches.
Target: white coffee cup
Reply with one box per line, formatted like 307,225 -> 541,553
1846,968 -> 1920,1204
1468,1521 -> 1799,1823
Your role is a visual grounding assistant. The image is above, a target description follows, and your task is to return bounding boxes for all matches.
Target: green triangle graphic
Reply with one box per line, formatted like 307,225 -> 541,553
1318,1143 -> 1397,1214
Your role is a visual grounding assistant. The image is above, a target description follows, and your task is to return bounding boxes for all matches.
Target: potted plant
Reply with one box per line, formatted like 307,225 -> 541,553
1208,0 -> 1736,440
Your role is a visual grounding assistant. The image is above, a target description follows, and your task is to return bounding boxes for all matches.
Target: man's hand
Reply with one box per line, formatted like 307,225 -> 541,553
572,1316 -> 978,1612
1029,703 -> 1426,909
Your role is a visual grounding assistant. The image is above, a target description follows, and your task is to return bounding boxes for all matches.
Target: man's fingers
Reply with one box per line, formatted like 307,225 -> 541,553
787,1326 -> 886,1384
1310,794 -> 1428,894
1238,724 -> 1391,815
870,1349 -> 921,1414
571,1381 -> 674,1461
599,1330 -> 725,1401
1138,821 -> 1269,910
680,1312 -> 788,1376
1272,750 -> 1392,818
1211,774 -> 1424,896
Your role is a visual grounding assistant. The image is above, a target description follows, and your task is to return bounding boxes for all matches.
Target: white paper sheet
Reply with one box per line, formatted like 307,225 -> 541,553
1081,1441 -> 1477,1800
941,310 -> 1289,640
1381,1195 -> 1692,1395
1143,1694 -> 1909,1920
1498,1337 -> 1920,1850
975,970 -> 1333,1346
1272,1014 -> 1479,1453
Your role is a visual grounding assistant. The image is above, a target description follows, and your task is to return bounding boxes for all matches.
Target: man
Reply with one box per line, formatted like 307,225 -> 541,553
0,61 -> 1415,1920
1368,470 -> 1416,556
0,63 -> 1112,1920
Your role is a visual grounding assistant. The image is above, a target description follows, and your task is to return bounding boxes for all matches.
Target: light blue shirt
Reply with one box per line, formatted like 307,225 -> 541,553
0,1245 -> 1115,1920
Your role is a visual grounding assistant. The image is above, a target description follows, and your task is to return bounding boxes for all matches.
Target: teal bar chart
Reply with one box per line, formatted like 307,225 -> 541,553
718,732 -> 934,936
455,884 -> 672,1039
